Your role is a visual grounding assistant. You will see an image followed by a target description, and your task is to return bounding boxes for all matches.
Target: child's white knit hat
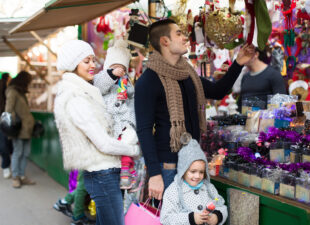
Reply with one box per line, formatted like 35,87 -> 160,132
57,40 -> 95,72
104,39 -> 131,72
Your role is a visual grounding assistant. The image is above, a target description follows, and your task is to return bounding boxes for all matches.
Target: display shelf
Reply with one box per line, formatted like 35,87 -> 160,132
211,176 -> 310,225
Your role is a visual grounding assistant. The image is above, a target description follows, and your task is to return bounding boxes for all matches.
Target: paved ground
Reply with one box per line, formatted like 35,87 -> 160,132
0,161 -> 71,225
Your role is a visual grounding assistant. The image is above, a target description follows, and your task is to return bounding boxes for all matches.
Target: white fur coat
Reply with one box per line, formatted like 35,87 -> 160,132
54,72 -> 139,171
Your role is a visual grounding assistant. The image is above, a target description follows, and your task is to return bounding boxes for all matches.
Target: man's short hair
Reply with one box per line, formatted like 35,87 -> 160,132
148,19 -> 176,53
255,46 -> 271,64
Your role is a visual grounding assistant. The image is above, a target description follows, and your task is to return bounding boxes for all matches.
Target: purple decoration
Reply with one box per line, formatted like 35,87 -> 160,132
259,127 -> 301,143
237,146 -> 310,173
272,107 -> 292,121
69,170 -> 79,193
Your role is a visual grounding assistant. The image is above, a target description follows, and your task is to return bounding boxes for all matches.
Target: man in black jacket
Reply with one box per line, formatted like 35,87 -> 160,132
135,19 -> 255,200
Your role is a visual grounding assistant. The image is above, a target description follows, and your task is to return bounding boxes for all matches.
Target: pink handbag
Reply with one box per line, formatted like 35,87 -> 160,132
125,199 -> 161,225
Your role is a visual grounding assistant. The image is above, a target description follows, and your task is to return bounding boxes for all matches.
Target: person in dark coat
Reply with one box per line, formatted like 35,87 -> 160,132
5,71 -> 35,188
0,72 -> 12,179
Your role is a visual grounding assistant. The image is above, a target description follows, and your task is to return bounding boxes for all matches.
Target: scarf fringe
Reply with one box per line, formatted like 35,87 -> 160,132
170,121 -> 186,152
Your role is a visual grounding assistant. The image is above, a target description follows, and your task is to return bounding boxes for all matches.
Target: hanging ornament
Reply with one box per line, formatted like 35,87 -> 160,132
96,16 -> 113,34
244,0 -> 272,51
204,8 -> 243,49
170,0 -> 188,29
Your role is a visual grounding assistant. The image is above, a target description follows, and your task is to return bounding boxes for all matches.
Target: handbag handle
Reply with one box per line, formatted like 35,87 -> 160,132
142,198 -> 162,216
155,201 -> 162,216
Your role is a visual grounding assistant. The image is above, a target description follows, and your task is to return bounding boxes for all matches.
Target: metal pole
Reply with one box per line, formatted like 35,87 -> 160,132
2,36 -> 49,84
30,31 -> 57,58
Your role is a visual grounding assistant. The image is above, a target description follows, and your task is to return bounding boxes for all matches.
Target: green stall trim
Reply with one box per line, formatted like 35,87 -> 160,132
31,112 -> 69,188
211,176 -> 310,225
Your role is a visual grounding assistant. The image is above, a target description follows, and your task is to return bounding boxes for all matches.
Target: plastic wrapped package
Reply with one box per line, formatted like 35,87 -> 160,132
242,96 -> 266,115
279,171 -> 296,199
250,166 -> 264,190
269,142 -> 293,163
237,164 -> 251,187
290,145 -> 303,163
261,168 -> 281,195
295,172 -> 310,204
267,94 -> 298,110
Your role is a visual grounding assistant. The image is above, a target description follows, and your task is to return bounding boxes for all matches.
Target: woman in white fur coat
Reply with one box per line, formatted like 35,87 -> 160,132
54,40 -> 140,225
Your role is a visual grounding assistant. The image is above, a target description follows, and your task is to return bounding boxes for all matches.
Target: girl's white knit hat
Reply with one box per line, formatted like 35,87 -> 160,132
104,39 -> 131,71
57,40 -> 95,72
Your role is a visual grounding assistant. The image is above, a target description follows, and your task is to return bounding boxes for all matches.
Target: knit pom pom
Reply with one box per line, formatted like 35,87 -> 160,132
113,39 -> 128,49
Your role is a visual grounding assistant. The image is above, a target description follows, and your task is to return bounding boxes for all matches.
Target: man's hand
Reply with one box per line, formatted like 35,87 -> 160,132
194,211 -> 209,224
235,44 -> 256,66
205,213 -> 219,225
111,67 -> 126,77
148,174 -> 164,200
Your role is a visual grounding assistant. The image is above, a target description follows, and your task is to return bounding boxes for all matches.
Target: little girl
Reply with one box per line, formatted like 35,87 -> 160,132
160,136 -> 227,225
94,39 -> 138,189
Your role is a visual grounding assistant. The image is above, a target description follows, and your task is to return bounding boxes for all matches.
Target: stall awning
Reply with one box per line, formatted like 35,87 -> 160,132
10,0 -> 135,34
0,18 -> 59,57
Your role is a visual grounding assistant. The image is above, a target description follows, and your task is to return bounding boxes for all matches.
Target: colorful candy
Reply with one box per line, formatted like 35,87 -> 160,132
117,76 -> 128,100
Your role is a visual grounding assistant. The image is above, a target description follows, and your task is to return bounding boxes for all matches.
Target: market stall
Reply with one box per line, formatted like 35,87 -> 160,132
8,0 -> 310,224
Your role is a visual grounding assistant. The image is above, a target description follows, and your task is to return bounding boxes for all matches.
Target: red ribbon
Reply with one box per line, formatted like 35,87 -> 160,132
245,0 -> 255,44
282,0 -> 296,16
286,36 -> 302,57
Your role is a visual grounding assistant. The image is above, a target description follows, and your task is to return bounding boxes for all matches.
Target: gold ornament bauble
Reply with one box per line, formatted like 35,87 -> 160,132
204,8 -> 242,49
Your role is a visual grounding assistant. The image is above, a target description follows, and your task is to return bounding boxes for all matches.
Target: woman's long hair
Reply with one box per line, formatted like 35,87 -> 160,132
9,71 -> 32,94
0,73 -> 10,113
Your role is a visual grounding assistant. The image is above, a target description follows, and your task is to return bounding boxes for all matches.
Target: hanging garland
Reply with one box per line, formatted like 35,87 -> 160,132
237,146 -> 310,173
258,127 -> 302,143
281,0 -> 301,74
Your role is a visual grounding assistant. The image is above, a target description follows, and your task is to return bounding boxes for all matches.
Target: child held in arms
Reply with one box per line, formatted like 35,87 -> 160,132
160,133 -> 227,225
94,39 -> 139,190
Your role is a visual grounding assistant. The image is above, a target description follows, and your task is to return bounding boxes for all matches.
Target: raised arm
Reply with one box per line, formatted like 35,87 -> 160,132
202,44 -> 255,100
201,61 -> 243,99
93,69 -> 118,95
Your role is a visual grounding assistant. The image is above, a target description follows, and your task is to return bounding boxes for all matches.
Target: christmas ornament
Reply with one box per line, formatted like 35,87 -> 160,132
204,8 -> 243,49
96,16 -> 112,34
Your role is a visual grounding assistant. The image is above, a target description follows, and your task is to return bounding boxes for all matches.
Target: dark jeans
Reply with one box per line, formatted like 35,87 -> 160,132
160,163 -> 177,190
0,130 -> 12,169
151,164 -> 177,208
84,168 -> 124,225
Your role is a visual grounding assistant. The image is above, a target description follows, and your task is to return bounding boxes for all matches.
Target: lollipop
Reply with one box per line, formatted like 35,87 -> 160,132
206,201 -> 216,212
117,76 -> 128,100
206,198 -> 219,213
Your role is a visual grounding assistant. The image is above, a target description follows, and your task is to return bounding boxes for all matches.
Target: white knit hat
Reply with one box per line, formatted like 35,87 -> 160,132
57,40 -> 95,72
104,39 -> 131,72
